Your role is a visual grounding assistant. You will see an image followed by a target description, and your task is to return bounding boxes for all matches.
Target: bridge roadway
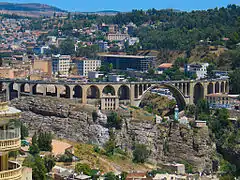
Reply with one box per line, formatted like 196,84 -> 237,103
0,78 -> 229,110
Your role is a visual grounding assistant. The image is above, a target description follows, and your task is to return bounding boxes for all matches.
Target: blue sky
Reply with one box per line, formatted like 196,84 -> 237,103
2,0 -> 240,12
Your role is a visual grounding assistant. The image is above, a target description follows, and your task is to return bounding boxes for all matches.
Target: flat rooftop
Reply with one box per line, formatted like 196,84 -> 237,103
98,54 -> 156,58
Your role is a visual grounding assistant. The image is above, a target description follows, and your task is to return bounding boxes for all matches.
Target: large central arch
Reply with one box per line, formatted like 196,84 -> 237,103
194,83 -> 204,104
138,83 -> 186,111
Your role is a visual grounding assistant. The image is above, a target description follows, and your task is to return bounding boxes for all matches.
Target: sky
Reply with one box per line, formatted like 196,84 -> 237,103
2,0 -> 240,12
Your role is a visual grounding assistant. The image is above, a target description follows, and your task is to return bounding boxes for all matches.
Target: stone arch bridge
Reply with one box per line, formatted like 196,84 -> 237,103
0,79 -> 229,110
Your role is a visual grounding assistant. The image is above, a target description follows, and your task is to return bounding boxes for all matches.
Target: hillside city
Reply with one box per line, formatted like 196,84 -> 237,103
0,2 -> 239,180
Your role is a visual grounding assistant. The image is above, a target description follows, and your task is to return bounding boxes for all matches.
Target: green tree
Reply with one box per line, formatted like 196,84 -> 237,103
107,112 -> 122,129
59,38 -> 75,55
229,69 -> 240,94
44,155 -> 56,173
104,172 -> 119,180
207,64 -> 216,79
75,163 -> 91,175
23,155 -> 47,180
133,144 -> 149,163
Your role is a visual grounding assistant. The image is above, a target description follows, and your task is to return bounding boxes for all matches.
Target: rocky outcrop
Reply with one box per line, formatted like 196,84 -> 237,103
11,97 -> 109,145
11,96 -> 215,172
116,119 -> 215,172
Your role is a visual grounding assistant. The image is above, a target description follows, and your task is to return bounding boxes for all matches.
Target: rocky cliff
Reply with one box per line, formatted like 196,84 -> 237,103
11,96 -> 216,172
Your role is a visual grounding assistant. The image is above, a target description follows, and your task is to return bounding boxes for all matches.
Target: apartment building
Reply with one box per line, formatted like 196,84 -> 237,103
52,55 -> 71,75
72,58 -> 101,76
107,32 -> 130,41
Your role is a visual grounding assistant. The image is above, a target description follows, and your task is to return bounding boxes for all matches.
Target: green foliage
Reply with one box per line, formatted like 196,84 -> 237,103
229,69 -> 240,94
44,155 -> 56,173
93,145 -> 101,153
23,154 -> 47,180
75,163 -> 91,175
104,172 -> 119,180
104,129 -> 116,156
59,38 -> 75,55
107,112 -> 122,129
206,64 -> 216,79
174,57 -> 188,68
76,44 -> 99,58
196,99 -> 210,119
179,160 -> 193,173
184,104 -> 196,118
220,159 -> 236,176
133,144 -> 149,163
29,143 -> 40,155
37,132 -> 53,152
58,153 -> 73,162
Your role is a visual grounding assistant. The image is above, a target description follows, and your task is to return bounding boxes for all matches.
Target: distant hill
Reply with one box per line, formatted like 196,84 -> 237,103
80,10 -> 120,15
0,2 -> 67,17
0,2 -> 66,12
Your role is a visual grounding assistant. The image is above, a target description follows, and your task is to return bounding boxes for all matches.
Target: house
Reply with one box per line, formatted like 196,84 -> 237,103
185,63 -> 209,80
157,63 -> 173,74
126,172 -> 149,180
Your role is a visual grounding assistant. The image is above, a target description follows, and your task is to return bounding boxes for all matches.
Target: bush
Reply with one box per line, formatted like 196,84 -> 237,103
75,163 -> 91,175
58,153 -> 73,162
93,145 -> 101,153
107,112 -> 122,129
133,144 -> 149,163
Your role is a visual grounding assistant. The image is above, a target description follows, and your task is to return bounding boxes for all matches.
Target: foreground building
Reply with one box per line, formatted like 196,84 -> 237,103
206,93 -> 240,109
185,63 -> 209,80
99,54 -> 156,72
72,58 -> 101,77
52,55 -> 71,76
0,101 -> 22,179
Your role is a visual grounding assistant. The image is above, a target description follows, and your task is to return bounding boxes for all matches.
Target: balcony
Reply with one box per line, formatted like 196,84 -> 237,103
0,161 -> 22,180
0,128 -> 21,152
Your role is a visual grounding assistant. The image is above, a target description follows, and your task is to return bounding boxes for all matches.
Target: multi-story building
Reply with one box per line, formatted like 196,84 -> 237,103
0,101 -> 22,179
72,58 -> 101,77
107,33 -> 130,41
33,58 -> 52,76
185,63 -> 209,80
52,55 -> 71,75
99,54 -> 156,72
206,93 -> 240,110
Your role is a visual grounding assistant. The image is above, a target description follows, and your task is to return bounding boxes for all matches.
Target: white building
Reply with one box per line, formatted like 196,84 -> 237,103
185,63 -> 209,80
72,58 -> 101,76
107,33 -> 130,41
108,74 -> 125,82
88,71 -> 104,79
52,54 -> 71,75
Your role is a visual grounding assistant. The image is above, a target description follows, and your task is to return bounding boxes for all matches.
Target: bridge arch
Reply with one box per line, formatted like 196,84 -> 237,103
194,82 -> 204,104
73,85 -> 82,98
118,85 -> 130,100
207,82 -> 214,94
221,82 -> 225,93
215,82 -> 220,93
138,83 -> 186,111
20,83 -> 30,93
102,85 -> 116,96
32,84 -> 46,95
87,85 -> 100,99
46,85 -> 57,96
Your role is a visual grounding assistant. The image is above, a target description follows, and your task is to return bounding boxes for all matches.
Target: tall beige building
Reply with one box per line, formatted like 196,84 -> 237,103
0,101 -> 22,179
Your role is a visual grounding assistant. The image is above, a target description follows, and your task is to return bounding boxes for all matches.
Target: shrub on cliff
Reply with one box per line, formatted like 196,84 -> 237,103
107,112 -> 122,130
133,144 -> 149,163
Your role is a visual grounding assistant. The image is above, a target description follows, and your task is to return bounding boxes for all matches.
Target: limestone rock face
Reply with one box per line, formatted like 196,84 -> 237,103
115,119 -> 215,172
11,96 -> 215,172
11,97 -> 109,146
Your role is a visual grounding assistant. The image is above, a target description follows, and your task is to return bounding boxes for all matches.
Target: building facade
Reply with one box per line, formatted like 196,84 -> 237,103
72,58 -> 101,76
0,101 -> 22,179
206,93 -> 240,109
185,63 -> 209,80
99,54 -> 156,72
107,33 -> 130,41
33,59 -> 52,76
52,55 -> 71,75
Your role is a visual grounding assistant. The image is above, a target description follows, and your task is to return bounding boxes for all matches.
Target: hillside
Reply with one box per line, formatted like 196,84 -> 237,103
0,2 -> 65,12
0,2 -> 66,17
